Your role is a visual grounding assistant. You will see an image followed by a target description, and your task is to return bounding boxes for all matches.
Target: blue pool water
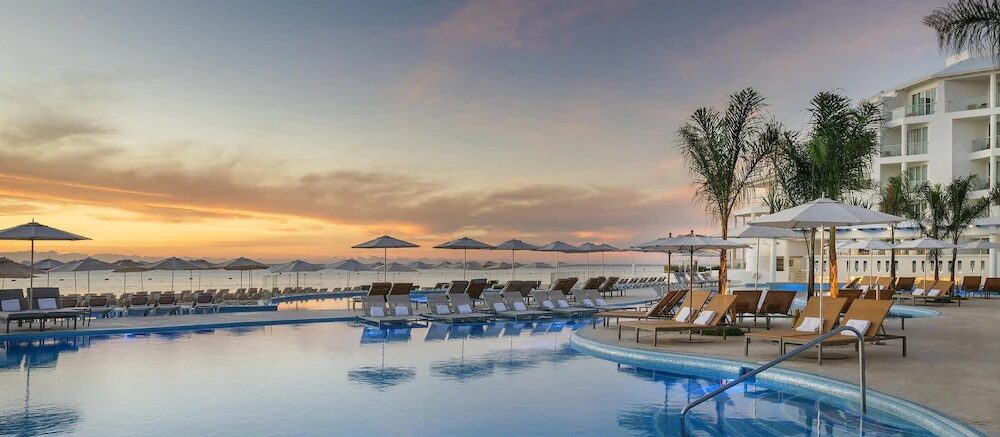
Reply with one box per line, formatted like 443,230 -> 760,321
0,321 -> 945,436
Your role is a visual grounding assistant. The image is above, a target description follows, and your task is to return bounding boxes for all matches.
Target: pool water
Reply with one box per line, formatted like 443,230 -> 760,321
0,321 -> 939,436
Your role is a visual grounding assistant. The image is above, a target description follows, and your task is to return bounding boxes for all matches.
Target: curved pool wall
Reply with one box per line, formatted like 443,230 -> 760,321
272,287 -> 663,310
569,333 -> 984,437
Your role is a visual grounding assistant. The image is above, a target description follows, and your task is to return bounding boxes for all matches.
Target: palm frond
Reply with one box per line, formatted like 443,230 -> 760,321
924,0 -> 1000,59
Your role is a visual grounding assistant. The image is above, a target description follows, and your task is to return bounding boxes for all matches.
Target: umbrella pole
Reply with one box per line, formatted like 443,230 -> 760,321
171,270 -> 175,292
73,272 -> 77,294
511,249 -> 515,280
755,237 -> 761,291
464,249 -> 468,280
384,248 -> 388,281
586,253 -> 590,279
123,271 -> 127,295
87,271 -> 91,294
28,240 -> 34,302
667,252 -> 672,292
140,271 -> 144,292
819,227 -> 825,337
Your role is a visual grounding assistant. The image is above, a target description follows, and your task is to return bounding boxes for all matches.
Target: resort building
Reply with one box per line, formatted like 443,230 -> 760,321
731,52 -> 1000,284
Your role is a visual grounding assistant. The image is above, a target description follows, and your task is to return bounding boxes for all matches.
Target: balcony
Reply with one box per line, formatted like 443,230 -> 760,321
971,176 -> 990,191
906,141 -> 928,155
904,103 -> 936,117
972,137 -> 994,151
880,144 -> 901,157
946,96 -> 989,112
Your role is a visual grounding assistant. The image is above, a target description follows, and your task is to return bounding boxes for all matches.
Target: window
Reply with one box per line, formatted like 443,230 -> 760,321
776,257 -> 784,272
877,260 -> 882,272
906,164 -> 928,183
910,88 -> 936,115
921,261 -> 926,272
912,260 -> 917,272
958,261 -> 963,273
854,260 -> 859,272
863,260 -> 868,272
907,126 -> 928,154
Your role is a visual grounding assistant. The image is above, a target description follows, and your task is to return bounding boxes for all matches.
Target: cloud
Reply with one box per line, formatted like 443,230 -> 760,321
429,0 -> 635,50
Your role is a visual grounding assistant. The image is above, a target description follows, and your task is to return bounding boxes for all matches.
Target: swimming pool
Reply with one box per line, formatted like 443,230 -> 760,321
0,321 -> 961,436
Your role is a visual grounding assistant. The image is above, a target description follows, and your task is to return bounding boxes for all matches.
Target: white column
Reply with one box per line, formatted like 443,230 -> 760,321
769,238 -> 777,282
990,73 -> 997,108
991,234 -> 998,277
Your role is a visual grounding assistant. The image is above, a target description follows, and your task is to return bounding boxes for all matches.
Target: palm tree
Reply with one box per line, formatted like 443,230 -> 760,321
878,174 -> 917,280
913,182 -> 951,280
677,88 -> 776,293
924,0 -> 1000,59
768,92 -> 881,295
943,176 -> 1000,281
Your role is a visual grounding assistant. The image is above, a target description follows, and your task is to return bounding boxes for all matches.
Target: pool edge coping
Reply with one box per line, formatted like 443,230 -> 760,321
568,332 -> 986,437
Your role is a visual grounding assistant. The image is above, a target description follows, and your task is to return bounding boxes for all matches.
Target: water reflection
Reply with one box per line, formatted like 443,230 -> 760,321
0,339 -> 86,436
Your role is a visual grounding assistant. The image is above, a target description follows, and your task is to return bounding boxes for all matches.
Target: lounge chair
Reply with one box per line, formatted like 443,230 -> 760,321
445,280 -> 470,294
421,294 -> 492,323
483,292 -> 548,320
530,290 -> 597,316
187,293 -> 219,314
153,295 -> 182,315
0,289 -> 46,333
357,295 -> 420,327
465,281 -> 488,302
617,294 -> 739,346
597,289 -> 685,326
81,295 -> 115,320
387,283 -> 413,296
837,289 -> 863,311
891,277 -> 915,293
517,281 -> 536,298
781,299 -> 906,361
730,290 -> 763,322
579,277 -> 605,291
29,288 -> 83,329
744,297 -> 848,355
596,277 -> 620,297
960,276 -> 982,297
983,277 -> 1000,298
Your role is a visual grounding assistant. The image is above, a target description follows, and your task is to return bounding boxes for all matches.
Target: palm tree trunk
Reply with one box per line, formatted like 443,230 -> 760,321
934,250 -> 940,281
950,243 -> 958,283
829,227 -> 838,297
719,215 -> 729,294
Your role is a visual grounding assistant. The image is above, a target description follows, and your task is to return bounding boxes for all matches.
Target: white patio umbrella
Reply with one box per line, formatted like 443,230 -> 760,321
48,258 -> 117,294
327,259 -> 372,288
493,239 -> 539,280
894,237 -> 959,280
112,259 -> 149,294
841,239 -> 895,293
434,237 -> 494,280
635,231 -> 748,343
383,262 -> 417,282
0,221 -> 89,301
732,225 -> 805,290
353,235 -> 419,281
187,259 -> 216,290
596,244 -> 621,276
271,260 -> 324,288
30,259 -> 64,287
751,198 -> 905,341
577,242 -> 603,279
634,233 -> 683,294
0,257 -> 33,288
534,241 -> 582,279
146,257 -> 202,292
960,240 -> 1000,277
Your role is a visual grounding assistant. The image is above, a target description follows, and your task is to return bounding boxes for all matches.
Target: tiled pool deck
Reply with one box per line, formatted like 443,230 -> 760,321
577,298 -> 1000,436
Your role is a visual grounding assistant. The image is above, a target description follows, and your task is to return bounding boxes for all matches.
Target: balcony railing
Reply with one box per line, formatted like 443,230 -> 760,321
947,96 -> 989,112
880,144 -> 901,157
904,103 -> 936,117
972,137 -> 993,151
971,176 -> 990,191
906,141 -> 928,155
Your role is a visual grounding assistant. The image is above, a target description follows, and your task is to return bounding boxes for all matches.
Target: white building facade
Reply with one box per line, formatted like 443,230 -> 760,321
729,53 -> 1000,284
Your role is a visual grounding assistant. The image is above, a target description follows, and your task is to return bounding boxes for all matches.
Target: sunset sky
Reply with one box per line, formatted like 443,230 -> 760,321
0,0 -> 950,262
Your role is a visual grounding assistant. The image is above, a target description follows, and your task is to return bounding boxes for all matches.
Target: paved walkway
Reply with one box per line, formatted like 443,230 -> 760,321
576,298 -> 1000,436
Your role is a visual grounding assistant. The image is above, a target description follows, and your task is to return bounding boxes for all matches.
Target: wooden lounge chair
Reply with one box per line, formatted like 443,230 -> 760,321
891,277 -> 915,293
617,294 -> 739,346
0,289 -> 46,333
597,277 -> 620,297
445,280 -> 470,294
837,289 -> 862,311
730,290 -> 763,322
517,281 -> 536,298
916,280 -> 958,306
754,290 -> 798,329
597,289 -> 685,326
844,277 -> 861,289
153,295 -> 182,315
781,299 -> 906,361
983,277 -> 1000,298
579,277 -> 605,290
387,283 -> 413,296
960,276 -> 982,297
465,281 -> 488,302
187,293 -> 219,313
744,297 -> 848,356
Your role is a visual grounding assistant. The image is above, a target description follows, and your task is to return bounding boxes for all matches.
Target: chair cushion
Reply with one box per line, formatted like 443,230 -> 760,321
693,310 -> 715,326
841,319 -> 871,338
796,316 -> 821,332
912,288 -> 925,296
457,304 -> 472,314
581,298 -> 593,307
37,298 -> 57,310
493,302 -> 507,312
1,299 -> 20,312
541,301 -> 555,310
513,302 -> 527,311
556,299 -> 569,309
394,306 -> 409,316
927,289 -> 941,297
435,304 -> 450,315
370,306 -> 385,317
674,307 -> 691,322
595,298 -> 606,306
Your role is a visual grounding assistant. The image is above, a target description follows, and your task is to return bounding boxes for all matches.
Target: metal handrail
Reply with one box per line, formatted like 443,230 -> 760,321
681,325 -> 866,415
